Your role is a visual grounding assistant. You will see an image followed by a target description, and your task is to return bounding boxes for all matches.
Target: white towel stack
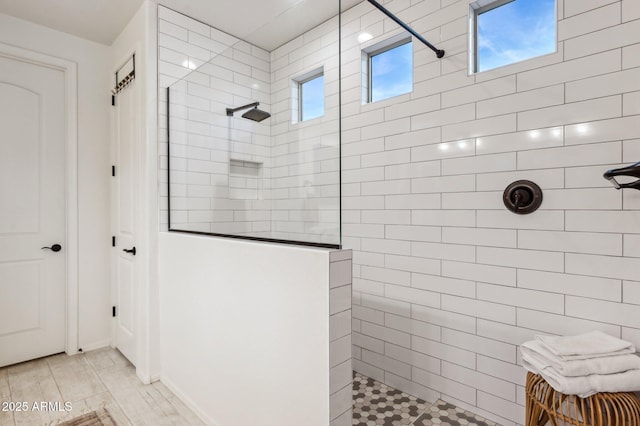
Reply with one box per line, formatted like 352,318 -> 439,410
520,331 -> 640,397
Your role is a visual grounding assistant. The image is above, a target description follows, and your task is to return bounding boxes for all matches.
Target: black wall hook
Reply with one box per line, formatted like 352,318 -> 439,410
603,162 -> 640,190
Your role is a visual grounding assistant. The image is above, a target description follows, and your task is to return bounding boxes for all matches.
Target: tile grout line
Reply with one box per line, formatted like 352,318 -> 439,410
3,349 -> 205,426
85,352 -> 135,426
408,399 -> 434,426
46,356 -> 68,424
5,367 -> 14,426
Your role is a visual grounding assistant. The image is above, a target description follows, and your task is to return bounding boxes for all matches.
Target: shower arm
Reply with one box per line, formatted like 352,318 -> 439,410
226,102 -> 260,116
366,0 -> 445,58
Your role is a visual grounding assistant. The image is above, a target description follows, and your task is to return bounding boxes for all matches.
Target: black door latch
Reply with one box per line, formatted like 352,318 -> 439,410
123,247 -> 136,256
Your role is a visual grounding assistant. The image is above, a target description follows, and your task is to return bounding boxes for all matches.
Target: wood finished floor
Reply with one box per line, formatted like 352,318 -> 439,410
0,348 -> 204,426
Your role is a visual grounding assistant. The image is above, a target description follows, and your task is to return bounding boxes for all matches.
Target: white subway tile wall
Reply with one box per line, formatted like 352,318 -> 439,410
342,1 -> 640,425
160,6 -> 270,234
159,5 -> 340,244
330,250 -> 353,425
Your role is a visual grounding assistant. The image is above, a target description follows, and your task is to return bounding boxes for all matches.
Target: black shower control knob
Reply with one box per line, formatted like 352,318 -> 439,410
503,180 -> 543,215
513,188 -> 532,208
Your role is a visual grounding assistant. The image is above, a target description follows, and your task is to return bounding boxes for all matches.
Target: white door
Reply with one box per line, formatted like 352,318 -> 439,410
0,54 -> 66,367
113,77 -> 137,365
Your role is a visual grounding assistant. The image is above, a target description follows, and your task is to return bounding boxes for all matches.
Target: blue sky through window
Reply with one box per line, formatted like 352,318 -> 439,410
301,74 -> 324,121
477,0 -> 556,72
371,41 -> 413,102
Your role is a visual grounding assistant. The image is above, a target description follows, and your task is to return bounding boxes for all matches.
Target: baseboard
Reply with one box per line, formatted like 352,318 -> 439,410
78,339 -> 111,353
136,369 -> 151,385
160,374 -> 219,426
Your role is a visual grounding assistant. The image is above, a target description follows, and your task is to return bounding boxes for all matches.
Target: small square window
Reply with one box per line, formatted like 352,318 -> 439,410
363,36 -> 413,103
471,0 -> 557,73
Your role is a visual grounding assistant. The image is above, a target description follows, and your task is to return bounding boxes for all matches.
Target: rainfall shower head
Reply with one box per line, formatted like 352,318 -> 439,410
226,102 -> 271,123
241,107 -> 271,122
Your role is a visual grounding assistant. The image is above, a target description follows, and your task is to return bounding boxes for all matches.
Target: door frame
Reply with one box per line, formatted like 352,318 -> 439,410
0,42 -> 80,356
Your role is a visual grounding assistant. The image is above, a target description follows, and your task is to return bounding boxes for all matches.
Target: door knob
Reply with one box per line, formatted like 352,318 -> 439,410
123,247 -> 136,256
41,244 -> 62,252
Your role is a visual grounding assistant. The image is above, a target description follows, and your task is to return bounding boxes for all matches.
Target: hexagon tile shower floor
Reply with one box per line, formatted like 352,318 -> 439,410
352,372 -> 498,426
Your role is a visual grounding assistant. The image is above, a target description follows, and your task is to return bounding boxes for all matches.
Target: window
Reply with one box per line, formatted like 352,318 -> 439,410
471,0 -> 556,73
300,74 -> 324,121
363,35 -> 413,103
293,68 -> 325,123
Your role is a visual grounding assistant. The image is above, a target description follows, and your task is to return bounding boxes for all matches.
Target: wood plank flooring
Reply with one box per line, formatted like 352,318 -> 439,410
0,348 -> 203,426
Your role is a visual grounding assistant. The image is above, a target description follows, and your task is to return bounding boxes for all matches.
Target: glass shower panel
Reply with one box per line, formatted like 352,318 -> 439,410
167,2 -> 341,247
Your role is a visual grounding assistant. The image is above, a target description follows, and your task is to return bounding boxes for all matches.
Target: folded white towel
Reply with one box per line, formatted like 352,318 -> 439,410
536,331 -> 635,361
521,341 -> 640,377
522,357 -> 640,397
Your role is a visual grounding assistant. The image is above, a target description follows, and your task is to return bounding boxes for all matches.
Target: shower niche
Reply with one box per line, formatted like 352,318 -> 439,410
228,159 -> 263,200
166,6 -> 341,248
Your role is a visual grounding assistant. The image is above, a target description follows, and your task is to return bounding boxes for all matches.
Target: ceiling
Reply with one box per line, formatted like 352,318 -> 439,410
0,0 -> 146,45
161,0 -> 362,51
0,0 -> 363,50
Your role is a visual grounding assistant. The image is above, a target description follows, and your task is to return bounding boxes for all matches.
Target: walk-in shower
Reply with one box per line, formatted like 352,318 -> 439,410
165,1 -> 342,248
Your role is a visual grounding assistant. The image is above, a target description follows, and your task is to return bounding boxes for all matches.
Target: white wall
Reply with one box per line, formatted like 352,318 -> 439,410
0,12 -> 112,350
343,1 -> 640,425
159,233 -> 331,426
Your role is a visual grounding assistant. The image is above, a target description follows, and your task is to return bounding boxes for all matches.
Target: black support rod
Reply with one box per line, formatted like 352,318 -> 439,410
226,102 -> 259,116
366,0 -> 445,58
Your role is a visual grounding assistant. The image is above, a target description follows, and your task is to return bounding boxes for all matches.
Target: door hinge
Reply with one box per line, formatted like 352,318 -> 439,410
111,95 -> 115,106
112,165 -> 115,177
112,306 -> 116,317
112,236 -> 116,247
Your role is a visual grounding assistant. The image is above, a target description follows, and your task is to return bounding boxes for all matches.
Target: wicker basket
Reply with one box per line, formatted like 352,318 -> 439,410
526,372 -> 640,425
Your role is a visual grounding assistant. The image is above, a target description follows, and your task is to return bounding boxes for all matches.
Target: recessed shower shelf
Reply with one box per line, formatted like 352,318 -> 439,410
229,158 -> 262,167
229,159 -> 262,201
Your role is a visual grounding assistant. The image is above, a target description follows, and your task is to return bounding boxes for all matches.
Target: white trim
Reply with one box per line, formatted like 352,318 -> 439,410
79,339 -> 112,353
0,42 -> 79,356
361,32 -> 411,56
144,1 -> 160,381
